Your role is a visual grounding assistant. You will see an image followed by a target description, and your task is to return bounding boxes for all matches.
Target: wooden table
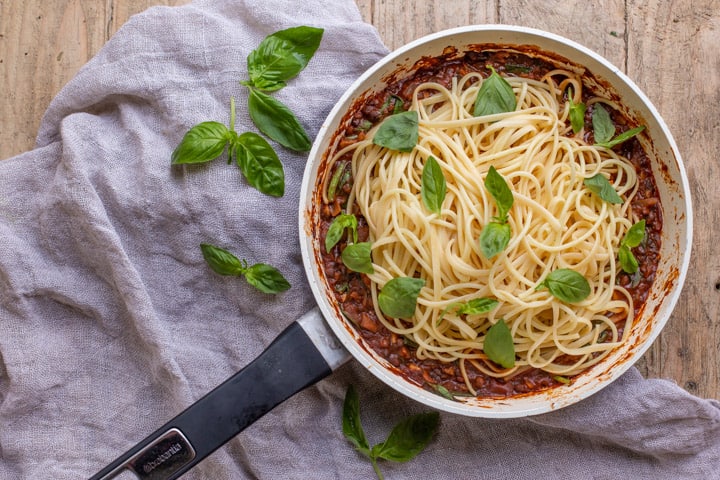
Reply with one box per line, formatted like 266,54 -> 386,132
1,0 -> 718,400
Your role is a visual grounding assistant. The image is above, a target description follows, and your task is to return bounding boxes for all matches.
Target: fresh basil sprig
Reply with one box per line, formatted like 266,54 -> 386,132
592,104 -> 645,148
242,26 -> 323,92
342,385 -> 440,480
483,319 -> 515,369
372,111 -> 419,153
618,219 -> 646,273
200,243 -> 290,294
536,268 -> 591,303
421,156 -> 447,215
567,87 -> 586,134
584,173 -> 622,204
378,277 -> 425,319
325,213 -> 359,252
479,166 -> 514,259
474,66 -> 517,117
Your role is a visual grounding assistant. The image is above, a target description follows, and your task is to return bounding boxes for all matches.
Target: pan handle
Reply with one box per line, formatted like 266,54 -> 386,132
89,307 -> 350,480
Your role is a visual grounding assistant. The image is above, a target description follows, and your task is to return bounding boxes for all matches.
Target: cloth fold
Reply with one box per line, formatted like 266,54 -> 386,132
0,0 -> 718,478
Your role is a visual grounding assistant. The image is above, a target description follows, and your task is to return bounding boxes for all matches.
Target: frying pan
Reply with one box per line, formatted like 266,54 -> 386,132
90,25 -> 692,480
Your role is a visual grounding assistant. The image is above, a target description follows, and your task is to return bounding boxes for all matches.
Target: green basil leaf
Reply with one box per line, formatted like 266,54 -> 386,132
479,221 -> 511,259
432,384 -> 455,400
483,319 -> 515,369
421,156 -> 446,215
456,297 -> 499,315
244,263 -> 291,294
591,104 -> 615,145
372,111 -> 418,153
245,26 -> 324,92
371,412 -> 440,463
325,213 -> 358,252
484,166 -> 514,220
473,66 -> 517,117
618,244 -> 639,274
568,89 -> 586,134
378,277 -> 425,319
342,242 -> 374,274
537,268 -> 591,303
327,160 -> 349,201
247,88 -> 311,152
342,385 -> 371,456
234,132 -> 285,197
622,219 -> 646,248
171,121 -> 231,164
595,126 -> 646,149
584,173 -> 623,204
200,243 -> 244,276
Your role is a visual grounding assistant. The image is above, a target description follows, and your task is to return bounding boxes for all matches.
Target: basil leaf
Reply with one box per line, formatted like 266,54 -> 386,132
342,242 -> 374,274
483,319 -> 515,369
567,89 -> 586,134
244,263 -> 291,294
596,126 -> 645,149
484,166 -> 514,220
421,156 -> 446,215
537,269 -> 591,303
248,88 -> 311,152
371,412 -> 440,463
622,219 -> 646,248
342,385 -> 371,456
171,121 -> 231,165
327,160 -> 349,201
473,66 -> 516,117
479,221 -> 511,259
618,244 -> 639,274
584,173 -> 623,204
245,26 -> 323,92
372,111 -> 418,153
200,243 -> 244,276
234,132 -> 285,197
432,384 -> 455,400
325,213 -> 358,252
456,297 -> 499,315
592,104 -> 615,145
378,277 -> 425,319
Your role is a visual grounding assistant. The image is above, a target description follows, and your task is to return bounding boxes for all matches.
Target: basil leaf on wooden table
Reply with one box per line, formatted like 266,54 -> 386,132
325,213 -> 359,252
234,132 -> 285,197
378,277 -> 425,319
483,319 -> 515,369
243,26 -> 324,92
200,243 -> 290,294
372,111 -> 419,153
536,268 -> 590,303
584,173 -> 623,204
421,155 -> 446,215
248,88 -> 311,152
342,242 -> 374,274
474,66 -> 517,117
171,121 -> 232,164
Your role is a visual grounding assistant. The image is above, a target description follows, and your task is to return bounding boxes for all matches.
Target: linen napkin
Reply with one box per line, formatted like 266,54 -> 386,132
0,0 -> 718,478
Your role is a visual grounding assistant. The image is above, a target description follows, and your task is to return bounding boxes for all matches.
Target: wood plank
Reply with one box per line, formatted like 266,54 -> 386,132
627,0 -> 720,399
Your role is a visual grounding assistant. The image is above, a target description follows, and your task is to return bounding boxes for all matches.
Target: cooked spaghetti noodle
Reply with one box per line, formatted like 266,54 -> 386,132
324,68 -> 643,395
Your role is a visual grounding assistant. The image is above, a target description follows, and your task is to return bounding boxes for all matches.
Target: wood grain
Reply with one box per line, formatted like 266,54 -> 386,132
1,0 -> 719,399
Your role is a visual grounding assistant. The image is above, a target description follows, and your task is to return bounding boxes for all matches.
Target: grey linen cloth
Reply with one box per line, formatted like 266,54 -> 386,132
0,0 -> 719,478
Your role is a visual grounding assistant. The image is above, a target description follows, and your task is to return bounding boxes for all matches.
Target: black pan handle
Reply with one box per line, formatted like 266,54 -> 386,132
89,308 -> 350,480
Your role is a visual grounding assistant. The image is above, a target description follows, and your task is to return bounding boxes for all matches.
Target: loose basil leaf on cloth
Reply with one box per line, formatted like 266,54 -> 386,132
378,277 -> 425,319
372,111 -> 419,152
537,268 -> 591,303
342,242 -> 374,274
325,213 -> 359,252
234,132 -> 285,197
479,221 -> 512,259
342,385 -> 371,456
474,66 -> 517,117
200,244 -> 290,294
584,173 -> 623,204
171,121 -> 232,164
248,88 -> 312,151
421,155 -> 446,215
243,26 -> 324,92
483,319 -> 515,369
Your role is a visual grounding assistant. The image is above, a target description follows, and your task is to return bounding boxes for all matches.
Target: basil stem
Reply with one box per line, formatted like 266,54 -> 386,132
378,277 -> 425,319
536,268 -> 591,303
171,121 -> 232,165
483,319 -> 515,369
421,155 -> 447,215
234,132 -> 285,197
584,173 -> 623,204
247,88 -> 311,152
474,66 -> 517,117
200,243 -> 290,294
372,111 -> 419,153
